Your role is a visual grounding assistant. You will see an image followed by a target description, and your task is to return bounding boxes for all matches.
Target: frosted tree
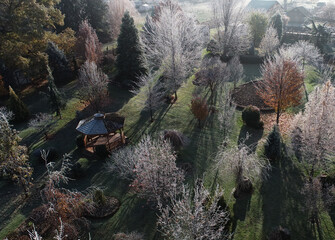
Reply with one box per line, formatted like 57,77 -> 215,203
283,41 -> 322,100
0,107 -> 14,121
290,41 -> 322,70
143,0 -> 204,101
318,3 -> 335,27
291,81 -> 335,177
28,225 -> 42,240
158,181 -> 231,240
226,55 -> 244,89
212,0 -> 251,56
194,55 -> 227,104
0,112 -> 32,195
107,135 -> 185,204
76,20 -> 102,64
133,71 -> 164,122
78,61 -> 109,112
317,63 -> 334,84
215,142 -> 270,195
259,26 -> 280,56
29,113 -> 54,140
301,177 -> 335,239
38,151 -> 94,237
256,55 -> 304,124
218,88 -> 236,139
107,0 -> 139,39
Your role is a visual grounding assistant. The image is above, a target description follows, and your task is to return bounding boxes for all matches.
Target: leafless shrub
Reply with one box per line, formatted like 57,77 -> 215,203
158,181 -> 231,240
215,142 -> 270,194
107,135 -> 185,204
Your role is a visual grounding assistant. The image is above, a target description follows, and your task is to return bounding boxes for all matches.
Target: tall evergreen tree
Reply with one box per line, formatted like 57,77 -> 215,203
7,86 -> 30,123
116,12 -> 146,88
264,125 -> 282,162
84,0 -> 111,42
270,13 -> 283,41
57,0 -> 85,32
46,42 -> 73,84
46,66 -> 66,118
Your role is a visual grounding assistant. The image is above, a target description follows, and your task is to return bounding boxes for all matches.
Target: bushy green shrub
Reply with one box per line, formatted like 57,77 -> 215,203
95,145 -> 109,158
264,125 -> 281,162
93,189 -> 107,206
76,135 -> 85,149
71,158 -> 89,178
7,86 -> 30,122
242,105 -> 263,129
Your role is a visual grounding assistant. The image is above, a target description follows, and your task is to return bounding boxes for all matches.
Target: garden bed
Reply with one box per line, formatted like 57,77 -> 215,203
232,81 -> 273,111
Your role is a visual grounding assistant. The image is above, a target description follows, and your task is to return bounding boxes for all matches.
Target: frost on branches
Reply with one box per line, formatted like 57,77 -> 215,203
0,111 -> 32,195
78,61 -> 110,112
256,54 -> 304,124
133,71 -> 164,122
107,135 -> 184,204
259,26 -> 279,56
142,0 -> 203,100
291,81 -> 335,177
212,0 -> 251,56
215,142 -> 270,194
218,88 -> 236,140
158,181 -> 231,240
31,151 -> 94,239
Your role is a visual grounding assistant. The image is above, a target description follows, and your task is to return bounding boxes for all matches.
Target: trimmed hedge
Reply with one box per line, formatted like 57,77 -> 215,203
242,105 -> 264,129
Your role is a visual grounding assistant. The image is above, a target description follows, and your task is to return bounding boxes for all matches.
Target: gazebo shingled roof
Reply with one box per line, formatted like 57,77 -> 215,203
76,113 -> 125,136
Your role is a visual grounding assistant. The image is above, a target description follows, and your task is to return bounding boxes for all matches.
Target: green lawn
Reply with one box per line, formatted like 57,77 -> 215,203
1,64 -> 335,240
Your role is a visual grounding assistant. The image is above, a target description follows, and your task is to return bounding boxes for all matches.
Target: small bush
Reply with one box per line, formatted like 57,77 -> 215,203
242,105 -> 263,129
76,135 -> 85,149
95,145 -> 109,159
163,130 -> 188,150
264,125 -> 281,162
71,158 -> 89,178
190,96 -> 209,127
93,189 -> 107,206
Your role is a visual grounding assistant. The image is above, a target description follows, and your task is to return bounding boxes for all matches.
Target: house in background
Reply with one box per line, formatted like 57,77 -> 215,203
246,0 -> 283,15
286,6 -> 312,29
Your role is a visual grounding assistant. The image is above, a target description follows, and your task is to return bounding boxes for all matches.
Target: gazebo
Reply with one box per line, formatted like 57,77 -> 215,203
76,112 -> 126,152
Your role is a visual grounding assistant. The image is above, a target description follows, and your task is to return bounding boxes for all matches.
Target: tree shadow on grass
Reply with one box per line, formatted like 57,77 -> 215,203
182,115 -> 224,179
126,103 -> 172,144
260,144 -> 315,239
231,193 -> 252,235
91,194 -> 158,240
238,125 -> 263,152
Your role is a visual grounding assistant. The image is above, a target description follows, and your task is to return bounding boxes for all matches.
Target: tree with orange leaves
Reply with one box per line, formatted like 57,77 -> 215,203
256,55 -> 304,124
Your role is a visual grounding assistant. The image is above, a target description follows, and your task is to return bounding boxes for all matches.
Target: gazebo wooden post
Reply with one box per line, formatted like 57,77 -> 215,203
121,128 -> 125,144
84,135 -> 87,148
106,133 -> 111,152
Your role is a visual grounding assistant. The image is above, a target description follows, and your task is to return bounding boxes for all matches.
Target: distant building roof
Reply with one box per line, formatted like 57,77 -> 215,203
287,6 -> 312,17
247,0 -> 281,11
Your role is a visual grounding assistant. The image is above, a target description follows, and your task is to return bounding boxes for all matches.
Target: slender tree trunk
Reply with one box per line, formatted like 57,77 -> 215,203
150,108 -> 154,122
276,106 -> 280,125
174,91 -> 178,102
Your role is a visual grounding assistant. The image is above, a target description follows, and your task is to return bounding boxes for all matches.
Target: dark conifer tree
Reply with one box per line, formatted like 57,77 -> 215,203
57,0 -> 85,32
7,86 -> 30,122
84,0 -> 110,42
116,12 -> 146,88
46,41 -> 73,84
264,125 -> 282,162
270,13 -> 283,41
46,66 -> 66,118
